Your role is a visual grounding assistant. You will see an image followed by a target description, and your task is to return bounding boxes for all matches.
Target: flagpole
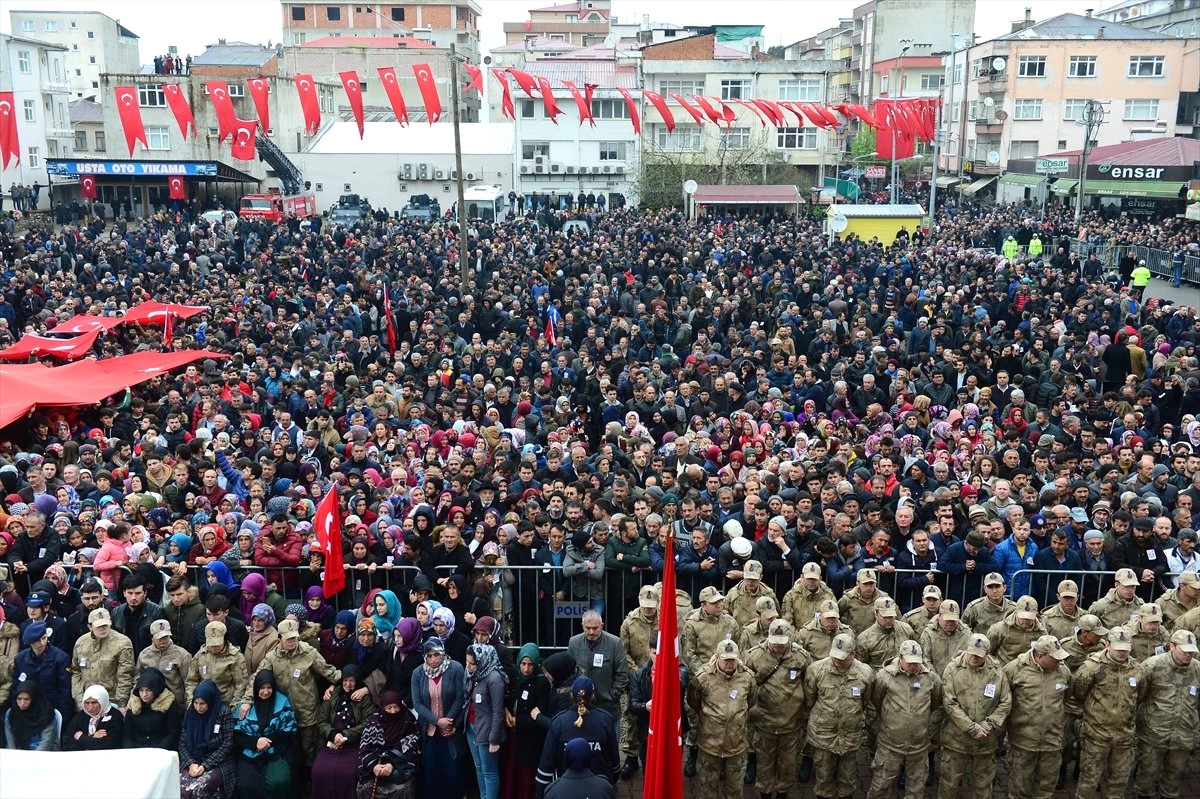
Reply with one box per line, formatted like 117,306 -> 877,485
449,44 -> 469,288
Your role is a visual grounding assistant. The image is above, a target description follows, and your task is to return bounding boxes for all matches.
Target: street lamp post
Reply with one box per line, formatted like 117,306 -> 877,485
890,39 -> 913,204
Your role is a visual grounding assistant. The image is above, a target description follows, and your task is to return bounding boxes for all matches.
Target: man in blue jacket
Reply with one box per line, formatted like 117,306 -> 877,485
992,519 -> 1038,598
940,530 -> 1000,608
12,621 -> 72,721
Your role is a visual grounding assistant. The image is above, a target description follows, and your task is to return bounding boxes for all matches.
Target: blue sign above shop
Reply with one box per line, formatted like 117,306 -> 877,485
46,160 -> 219,177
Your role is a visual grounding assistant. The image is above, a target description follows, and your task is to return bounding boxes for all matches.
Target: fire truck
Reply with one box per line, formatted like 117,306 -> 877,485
238,189 -> 317,222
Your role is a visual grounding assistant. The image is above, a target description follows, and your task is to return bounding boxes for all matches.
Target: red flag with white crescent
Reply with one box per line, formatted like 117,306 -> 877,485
340,71 -> 366,138
247,77 -> 271,133
230,119 -> 257,160
162,84 -> 197,140
163,303 -> 173,349
668,93 -> 704,125
80,175 -> 97,199
114,86 -> 148,155
615,87 -> 640,134
692,95 -> 722,125
737,98 -> 767,127
294,74 -> 322,135
205,81 -> 237,142
536,76 -> 562,123
383,287 -> 397,354
507,68 -> 538,98
168,176 -> 186,200
314,484 -> 346,597
0,91 -> 19,168
463,63 -> 483,95
377,67 -> 410,126
642,90 -> 674,133
492,69 -> 515,120
642,534 -> 683,799
412,64 -> 442,124
717,99 -> 737,127
562,81 -> 594,127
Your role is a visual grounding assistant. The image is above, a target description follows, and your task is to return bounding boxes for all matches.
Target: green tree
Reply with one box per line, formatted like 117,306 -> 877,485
850,127 -> 878,161
767,45 -> 785,59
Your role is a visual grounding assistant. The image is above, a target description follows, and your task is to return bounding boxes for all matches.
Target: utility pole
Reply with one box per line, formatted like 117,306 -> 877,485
449,43 -> 469,286
890,39 -> 913,204
1075,99 -> 1106,223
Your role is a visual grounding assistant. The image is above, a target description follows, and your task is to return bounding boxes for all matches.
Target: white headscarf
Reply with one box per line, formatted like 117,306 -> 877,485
83,684 -> 111,735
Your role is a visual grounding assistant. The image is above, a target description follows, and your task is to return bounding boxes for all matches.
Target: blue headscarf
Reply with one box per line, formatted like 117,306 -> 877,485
205,561 -> 238,592
184,680 -> 224,761
167,533 -> 193,563
372,590 -> 403,639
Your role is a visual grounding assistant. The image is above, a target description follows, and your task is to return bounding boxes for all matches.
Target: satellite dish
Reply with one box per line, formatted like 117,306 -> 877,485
602,31 -> 619,48
994,110 -> 1009,121
683,179 -> 698,195
986,150 -> 1001,165
491,55 -> 504,66
829,214 -> 849,233
992,57 -> 1007,71
983,97 -> 995,107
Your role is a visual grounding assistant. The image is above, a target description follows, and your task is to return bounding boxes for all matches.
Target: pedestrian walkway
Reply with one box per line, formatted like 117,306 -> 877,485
1147,277 -> 1200,307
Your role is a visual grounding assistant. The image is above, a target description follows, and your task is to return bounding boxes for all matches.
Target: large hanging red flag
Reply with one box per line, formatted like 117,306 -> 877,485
813,104 -> 842,128
80,175 -> 97,199
230,118 -> 257,160
383,287 -> 397,354
668,94 -> 704,125
751,99 -> 783,126
692,95 -> 722,125
0,92 -> 20,168
507,67 -> 538,98
463,63 -> 483,95
113,86 -> 147,155
642,90 -> 674,133
615,87 -> 640,134
168,175 -> 186,200
294,74 -> 321,135
339,71 -> 365,138
874,100 -> 915,160
378,67 -> 410,126
584,83 -> 599,109
411,64 -> 442,124
205,81 -> 237,142
536,76 -> 563,123
161,84 -> 197,140
247,77 -> 271,133
798,103 -> 833,128
778,102 -> 808,126
562,81 -> 594,127
849,104 -> 883,129
491,69 -> 515,120
717,99 -> 737,127
314,483 -> 346,597
643,534 -> 683,799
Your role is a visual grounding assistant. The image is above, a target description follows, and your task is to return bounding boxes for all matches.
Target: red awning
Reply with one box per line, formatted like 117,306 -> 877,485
0,328 -> 101,361
121,302 -> 210,327
54,314 -> 125,334
693,184 -> 803,205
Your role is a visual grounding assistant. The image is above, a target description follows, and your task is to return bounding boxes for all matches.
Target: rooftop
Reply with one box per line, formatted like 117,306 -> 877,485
1044,136 -> 1200,166
69,99 -> 104,124
827,203 -> 927,217
9,9 -> 138,38
307,120 -> 514,155
299,36 -> 435,49
694,184 -> 802,204
0,32 -> 68,51
998,12 -> 1170,40
508,59 -> 638,88
491,37 -> 581,53
190,42 -> 276,68
529,2 -> 610,18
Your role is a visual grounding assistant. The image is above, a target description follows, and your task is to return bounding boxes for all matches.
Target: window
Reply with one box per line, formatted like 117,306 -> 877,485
293,32 -> 307,44
95,132 -> 105,151
920,73 -> 944,90
17,51 -> 31,73
655,124 -> 702,151
89,56 -> 96,63
327,6 -> 342,21
21,20 -> 34,32
548,33 -> 565,41
1063,99 -> 1087,121
720,126 -> 751,149
590,99 -> 628,119
1123,99 -> 1159,120
520,99 -> 536,118
146,126 -> 170,150
565,13 -> 577,21
1067,56 -> 1095,78
1057,139 -> 1067,149
391,7 -> 404,20
880,74 -> 889,93
1010,140 -> 1039,159
1013,99 -> 1042,120
27,147 -> 39,168
971,59 -> 983,78
521,141 -> 550,160
777,79 -> 820,101
952,63 -> 963,83
75,131 -> 88,150
22,100 -> 35,122
91,81 -> 99,88
291,6 -> 305,20
951,104 -> 960,122
968,100 -> 978,120
1017,56 -> 1046,77
44,21 -> 57,32
87,31 -> 95,39
598,141 -> 626,160
139,84 -> 166,107
658,79 -> 702,96
720,79 -> 752,101
225,84 -> 246,97
75,69 -> 81,76
1128,56 -> 1164,77
777,127 -> 816,149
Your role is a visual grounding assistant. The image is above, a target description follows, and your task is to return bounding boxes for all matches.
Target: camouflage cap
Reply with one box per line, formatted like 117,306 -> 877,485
1114,568 -> 1138,587
818,599 -> 840,618
698,586 -> 725,605
1076,614 -> 1108,635
801,562 -> 822,578
715,638 -> 740,660
939,599 -> 961,620
1057,580 -> 1080,598
767,619 -> 793,646
857,568 -> 878,584
1170,629 -> 1199,653
898,640 -> 923,662
756,596 -> 779,618
638,585 -> 660,609
1137,602 -> 1163,621
1108,628 -> 1133,651
744,560 -> 764,579
874,597 -> 898,617
1015,595 -> 1039,621
968,633 -> 990,653
829,633 -> 856,660
1032,634 -> 1069,660
922,585 -> 943,599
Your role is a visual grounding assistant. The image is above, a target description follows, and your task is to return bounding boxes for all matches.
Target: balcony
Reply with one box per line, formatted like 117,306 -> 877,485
41,76 -> 71,93
973,119 -> 1003,135
45,126 -> 74,139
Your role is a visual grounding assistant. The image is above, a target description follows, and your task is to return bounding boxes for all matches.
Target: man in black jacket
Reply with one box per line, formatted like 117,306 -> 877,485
1110,517 -> 1168,601
58,579 -> 110,657
184,594 -> 248,654
111,572 -> 164,655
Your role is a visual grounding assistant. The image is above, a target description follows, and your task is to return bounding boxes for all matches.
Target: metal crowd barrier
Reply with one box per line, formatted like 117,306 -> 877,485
1011,568 -> 1183,612
1067,238 -> 1199,286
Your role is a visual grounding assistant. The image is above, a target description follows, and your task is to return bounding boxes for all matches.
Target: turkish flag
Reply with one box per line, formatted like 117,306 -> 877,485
507,67 -> 538,98
383,287 -> 397,354
536,76 -> 563,123
737,98 -> 768,127
584,83 -> 598,108
668,93 -> 704,125
719,100 -> 737,127
205,81 -> 237,142
162,303 -> 173,349
0,92 -> 20,168
294,74 -> 321,135
314,484 -> 346,598
230,118 -> 257,160
753,99 -> 785,127
168,176 -> 186,200
615,87 -> 640,134
562,81 -> 594,127
340,71 -> 365,138
80,175 -> 97,199
778,101 -> 807,126
798,103 -> 833,128
247,77 -> 271,133
642,90 -> 674,133
377,67 -> 410,126
642,534 -> 684,799
411,63 -> 442,124
162,84 -> 197,140
875,100 -> 915,160
692,95 -> 722,125
492,69 -> 515,120
114,86 -> 147,155
463,63 -> 483,95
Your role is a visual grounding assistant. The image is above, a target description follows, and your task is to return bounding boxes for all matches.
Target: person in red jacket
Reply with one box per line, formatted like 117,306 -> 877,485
255,513 -> 305,597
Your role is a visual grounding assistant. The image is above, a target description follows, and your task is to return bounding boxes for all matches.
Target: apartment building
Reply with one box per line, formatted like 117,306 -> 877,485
280,0 -> 481,61
0,33 -> 72,200
8,10 -> 139,103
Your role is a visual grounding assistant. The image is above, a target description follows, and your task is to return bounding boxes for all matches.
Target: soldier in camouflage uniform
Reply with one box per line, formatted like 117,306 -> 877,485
618,584 -> 659,777
745,619 -> 810,799
1133,630 -> 1200,799
839,569 -> 889,635
961,572 -> 1015,634
687,638 -> 757,799
1038,579 -> 1082,641
782,562 -> 836,632
1088,568 -> 1143,629
797,599 -> 855,661
1157,570 -> 1198,629
938,634 -> 1010,799
804,633 -> 873,799
1001,635 -> 1072,799
866,640 -> 940,799
1057,613 -> 1108,789
726,560 -> 778,628
918,599 -> 970,679
682,585 -> 743,775
902,585 -> 942,636
70,607 -> 134,711
1072,627 -> 1148,799
857,597 -> 916,670
987,595 -> 1046,665
743,595 -> 779,651
1123,602 -> 1171,663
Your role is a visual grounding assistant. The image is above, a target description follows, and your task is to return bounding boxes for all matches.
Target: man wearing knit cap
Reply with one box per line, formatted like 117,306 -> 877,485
867,639 -> 940,799
687,638 -> 756,799
1072,628 -> 1147,799
1002,634 -> 1070,799
804,632 -> 872,799
1133,630 -> 1200,799
839,568 -> 889,635
782,561 -> 835,633
725,558 -> 778,628
937,634 -> 1010,799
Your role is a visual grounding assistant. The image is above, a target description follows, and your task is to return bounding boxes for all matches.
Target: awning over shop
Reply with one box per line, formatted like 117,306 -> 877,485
1051,179 -> 1078,195
999,173 -> 1045,187
1084,180 -> 1186,199
693,184 -> 803,205
934,176 -> 960,188
962,177 -> 996,195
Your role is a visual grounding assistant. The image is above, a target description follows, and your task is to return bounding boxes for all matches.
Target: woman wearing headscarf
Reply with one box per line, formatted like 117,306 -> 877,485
62,684 -> 124,750
372,589 -> 404,640
504,644 -> 552,799
125,668 -> 181,750
3,680 -> 60,750
411,639 -> 466,799
383,617 -> 423,708
304,586 -> 335,630
238,573 -> 270,621
320,610 -> 358,671
431,606 -> 470,666
284,602 -> 321,648
312,665 -> 375,799
357,689 -> 421,799
245,604 -> 280,674
534,678 -> 619,795
233,670 -> 297,799
465,643 -> 507,799
205,561 -> 240,600
415,599 -> 443,640
179,679 -> 237,799
471,616 -> 517,686
356,587 -> 384,630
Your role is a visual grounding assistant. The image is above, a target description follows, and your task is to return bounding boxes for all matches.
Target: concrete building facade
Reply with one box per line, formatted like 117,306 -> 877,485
0,33 -> 73,202
8,10 -> 139,104
280,0 -> 481,62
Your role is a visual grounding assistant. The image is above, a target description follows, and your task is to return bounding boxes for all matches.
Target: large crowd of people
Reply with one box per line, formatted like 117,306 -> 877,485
0,194 -> 1198,799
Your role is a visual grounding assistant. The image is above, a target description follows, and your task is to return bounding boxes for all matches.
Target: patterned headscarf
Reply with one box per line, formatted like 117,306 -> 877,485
467,642 -> 502,686
432,607 -> 456,641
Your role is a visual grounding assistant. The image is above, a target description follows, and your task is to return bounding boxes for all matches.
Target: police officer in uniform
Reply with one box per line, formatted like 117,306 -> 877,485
1072,627 -> 1148,799
938,634 -> 1010,799
687,638 -> 756,799
1001,635 -> 1071,799
866,640 -> 940,799
1132,629 -> 1200,799
804,632 -> 873,799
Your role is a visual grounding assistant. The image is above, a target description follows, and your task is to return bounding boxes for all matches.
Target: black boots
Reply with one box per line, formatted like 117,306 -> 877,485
619,756 -> 638,779
684,746 -> 698,778
1057,763 -> 1068,790
745,753 -> 757,785
926,751 -> 937,787
797,755 -> 813,783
